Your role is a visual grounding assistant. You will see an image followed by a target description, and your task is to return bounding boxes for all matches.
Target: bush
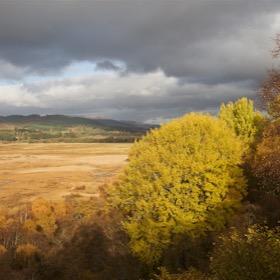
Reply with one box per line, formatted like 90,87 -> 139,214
210,225 -> 280,280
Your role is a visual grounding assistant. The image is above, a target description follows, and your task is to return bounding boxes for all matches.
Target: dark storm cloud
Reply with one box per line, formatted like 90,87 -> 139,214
0,0 -> 278,77
0,0 -> 280,121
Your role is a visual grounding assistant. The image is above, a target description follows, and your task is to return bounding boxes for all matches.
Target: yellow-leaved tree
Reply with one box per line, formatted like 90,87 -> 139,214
108,113 -> 247,265
218,97 -> 265,146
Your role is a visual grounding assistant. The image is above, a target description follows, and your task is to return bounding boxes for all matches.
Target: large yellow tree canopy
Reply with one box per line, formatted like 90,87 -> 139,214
108,113 -> 247,264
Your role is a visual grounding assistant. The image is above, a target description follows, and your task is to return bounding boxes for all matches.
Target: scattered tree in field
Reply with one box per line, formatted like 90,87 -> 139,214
210,225 -> 280,280
218,97 -> 265,146
108,113 -> 247,265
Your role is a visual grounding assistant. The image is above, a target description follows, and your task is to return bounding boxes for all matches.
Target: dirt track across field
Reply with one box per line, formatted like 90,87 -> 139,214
0,143 -> 130,205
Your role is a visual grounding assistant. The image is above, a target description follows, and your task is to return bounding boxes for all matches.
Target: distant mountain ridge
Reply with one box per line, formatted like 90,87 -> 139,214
0,114 -> 158,132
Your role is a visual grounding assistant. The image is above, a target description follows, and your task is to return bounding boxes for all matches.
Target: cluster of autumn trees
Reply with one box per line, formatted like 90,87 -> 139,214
0,39 -> 280,279
107,37 -> 280,278
0,195 -> 141,280
107,96 -> 279,279
0,104 -> 278,280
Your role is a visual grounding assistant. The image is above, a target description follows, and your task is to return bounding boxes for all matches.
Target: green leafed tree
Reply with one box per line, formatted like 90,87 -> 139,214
108,113 -> 247,265
218,97 -> 265,146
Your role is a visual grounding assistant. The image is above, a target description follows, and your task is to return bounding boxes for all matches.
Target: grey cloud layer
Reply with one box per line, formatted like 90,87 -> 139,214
0,70 -> 253,121
0,0 -> 280,120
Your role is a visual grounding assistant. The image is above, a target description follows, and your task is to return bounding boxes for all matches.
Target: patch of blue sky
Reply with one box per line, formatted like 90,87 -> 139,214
13,60 -> 123,84
23,61 -> 98,83
0,80 -> 14,86
0,60 -> 126,87
61,61 -> 98,78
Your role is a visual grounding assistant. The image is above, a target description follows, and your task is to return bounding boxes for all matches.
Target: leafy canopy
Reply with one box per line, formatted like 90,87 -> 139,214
251,118 -> 280,195
108,113 -> 247,265
210,225 -> 280,280
251,34 -> 280,197
218,97 -> 265,145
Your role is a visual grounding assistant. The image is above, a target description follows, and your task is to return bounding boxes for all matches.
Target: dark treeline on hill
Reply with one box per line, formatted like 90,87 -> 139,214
0,114 -> 157,143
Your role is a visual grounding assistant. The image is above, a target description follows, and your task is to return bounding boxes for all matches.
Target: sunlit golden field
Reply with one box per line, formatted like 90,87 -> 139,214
0,143 -> 130,206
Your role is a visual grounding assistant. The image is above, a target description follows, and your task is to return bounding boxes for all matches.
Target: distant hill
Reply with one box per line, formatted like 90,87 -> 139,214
0,114 -> 157,132
0,114 -> 158,143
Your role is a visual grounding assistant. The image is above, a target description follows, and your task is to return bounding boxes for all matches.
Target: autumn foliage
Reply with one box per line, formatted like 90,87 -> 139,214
1,35 -> 280,277
210,225 -> 280,280
218,97 -> 265,146
251,118 -> 280,195
109,113 -> 247,264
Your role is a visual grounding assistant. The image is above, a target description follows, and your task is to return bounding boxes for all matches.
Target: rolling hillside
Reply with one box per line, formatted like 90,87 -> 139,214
0,114 -> 157,143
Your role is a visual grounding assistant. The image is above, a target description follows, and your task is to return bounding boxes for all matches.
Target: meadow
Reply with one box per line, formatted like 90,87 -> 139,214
0,143 -> 130,206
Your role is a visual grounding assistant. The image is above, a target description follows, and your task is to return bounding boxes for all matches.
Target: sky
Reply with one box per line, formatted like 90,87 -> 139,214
1,0 -> 280,123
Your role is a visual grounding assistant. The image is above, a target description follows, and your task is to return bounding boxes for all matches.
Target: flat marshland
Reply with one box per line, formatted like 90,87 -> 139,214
0,143 -> 130,206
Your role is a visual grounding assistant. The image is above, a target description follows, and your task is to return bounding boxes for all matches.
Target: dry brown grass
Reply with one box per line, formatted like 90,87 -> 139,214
0,143 -> 131,206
